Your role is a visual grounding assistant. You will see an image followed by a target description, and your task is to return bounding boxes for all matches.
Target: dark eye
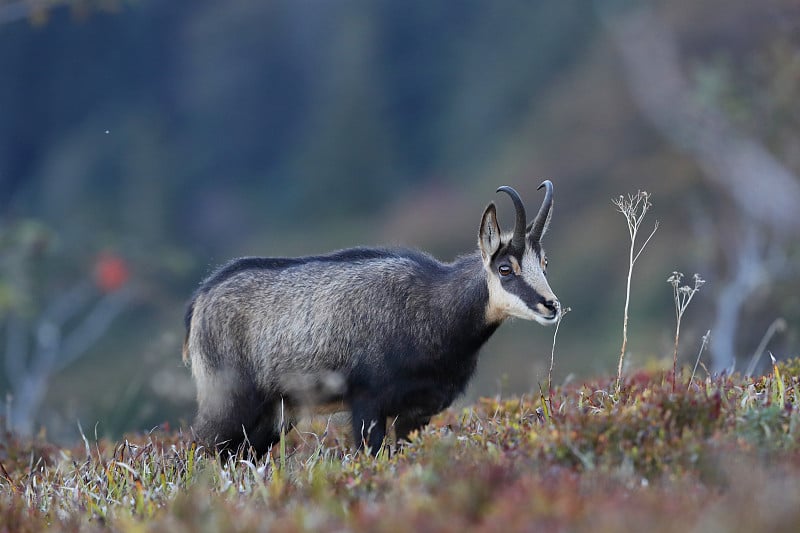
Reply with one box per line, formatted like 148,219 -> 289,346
498,264 -> 512,277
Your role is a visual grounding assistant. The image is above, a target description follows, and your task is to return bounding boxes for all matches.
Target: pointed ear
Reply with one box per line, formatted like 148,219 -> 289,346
479,203 -> 502,259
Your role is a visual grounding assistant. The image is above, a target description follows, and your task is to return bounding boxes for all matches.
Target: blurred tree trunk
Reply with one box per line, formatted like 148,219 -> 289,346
600,4 -> 798,371
600,5 -> 800,232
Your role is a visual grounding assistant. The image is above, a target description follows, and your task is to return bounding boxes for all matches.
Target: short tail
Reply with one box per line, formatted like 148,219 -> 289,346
182,300 -> 195,364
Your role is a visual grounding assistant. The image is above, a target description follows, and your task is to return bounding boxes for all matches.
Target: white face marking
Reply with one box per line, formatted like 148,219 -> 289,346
485,273 -> 540,323
483,239 -> 559,324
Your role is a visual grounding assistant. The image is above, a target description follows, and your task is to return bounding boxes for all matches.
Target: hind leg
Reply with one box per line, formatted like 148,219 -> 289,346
195,396 -> 290,457
192,370 -> 279,456
193,409 -> 247,454
194,399 -> 257,455
245,400 -> 296,457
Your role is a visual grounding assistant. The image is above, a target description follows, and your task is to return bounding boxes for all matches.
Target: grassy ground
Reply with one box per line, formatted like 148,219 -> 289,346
1,359 -> 799,532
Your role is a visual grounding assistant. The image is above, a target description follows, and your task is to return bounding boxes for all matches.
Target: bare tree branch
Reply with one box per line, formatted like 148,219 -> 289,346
40,280 -> 94,326
601,5 -> 800,234
3,282 -> 134,436
57,285 -> 133,372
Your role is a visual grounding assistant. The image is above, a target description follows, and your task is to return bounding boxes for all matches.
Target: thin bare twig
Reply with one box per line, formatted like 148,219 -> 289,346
548,306 -> 571,394
744,318 -> 787,378
688,330 -> 711,391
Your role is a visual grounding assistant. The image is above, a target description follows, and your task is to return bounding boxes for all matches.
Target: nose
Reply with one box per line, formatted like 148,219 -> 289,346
543,299 -> 560,317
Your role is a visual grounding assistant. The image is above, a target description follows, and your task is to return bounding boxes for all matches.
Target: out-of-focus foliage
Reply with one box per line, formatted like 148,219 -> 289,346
0,220 -> 53,317
0,0 -> 798,439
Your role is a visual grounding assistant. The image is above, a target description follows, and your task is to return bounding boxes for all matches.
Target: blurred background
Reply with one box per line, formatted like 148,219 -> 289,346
0,0 -> 798,442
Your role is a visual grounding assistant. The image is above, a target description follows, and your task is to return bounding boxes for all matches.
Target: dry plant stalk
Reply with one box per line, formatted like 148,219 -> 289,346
688,329 -> 711,391
613,191 -> 658,390
548,306 -> 571,394
744,318 -> 787,377
668,272 -> 705,392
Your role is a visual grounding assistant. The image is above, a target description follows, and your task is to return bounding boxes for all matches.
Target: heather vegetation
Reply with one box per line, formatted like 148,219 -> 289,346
1,1 -> 799,530
2,359 -> 799,532
1,0 -> 798,442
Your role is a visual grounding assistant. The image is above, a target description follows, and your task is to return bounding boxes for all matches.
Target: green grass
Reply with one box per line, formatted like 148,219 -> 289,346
2,359 -> 799,532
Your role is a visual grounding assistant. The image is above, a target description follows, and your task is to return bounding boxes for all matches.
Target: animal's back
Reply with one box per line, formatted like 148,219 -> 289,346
185,247 -> 449,393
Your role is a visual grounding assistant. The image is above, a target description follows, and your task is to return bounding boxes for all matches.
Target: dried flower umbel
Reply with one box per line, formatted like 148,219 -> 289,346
668,272 -> 705,391
613,190 -> 659,390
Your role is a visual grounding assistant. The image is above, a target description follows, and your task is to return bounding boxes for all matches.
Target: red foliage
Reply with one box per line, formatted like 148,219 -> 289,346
93,252 -> 130,292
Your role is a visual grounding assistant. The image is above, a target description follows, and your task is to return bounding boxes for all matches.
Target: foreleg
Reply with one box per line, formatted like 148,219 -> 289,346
394,414 -> 431,443
350,396 -> 386,456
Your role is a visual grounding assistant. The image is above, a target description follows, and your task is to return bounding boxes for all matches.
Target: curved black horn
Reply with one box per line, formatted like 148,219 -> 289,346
527,180 -> 553,242
496,186 -> 527,254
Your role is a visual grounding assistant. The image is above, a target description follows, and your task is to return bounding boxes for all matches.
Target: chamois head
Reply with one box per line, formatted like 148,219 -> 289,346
479,181 -> 560,325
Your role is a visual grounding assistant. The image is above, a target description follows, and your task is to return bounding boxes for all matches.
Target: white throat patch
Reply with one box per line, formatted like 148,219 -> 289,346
485,273 -> 538,323
483,247 -> 559,325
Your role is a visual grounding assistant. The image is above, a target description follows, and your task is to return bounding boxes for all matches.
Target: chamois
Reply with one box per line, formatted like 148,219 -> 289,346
184,182 -> 560,455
